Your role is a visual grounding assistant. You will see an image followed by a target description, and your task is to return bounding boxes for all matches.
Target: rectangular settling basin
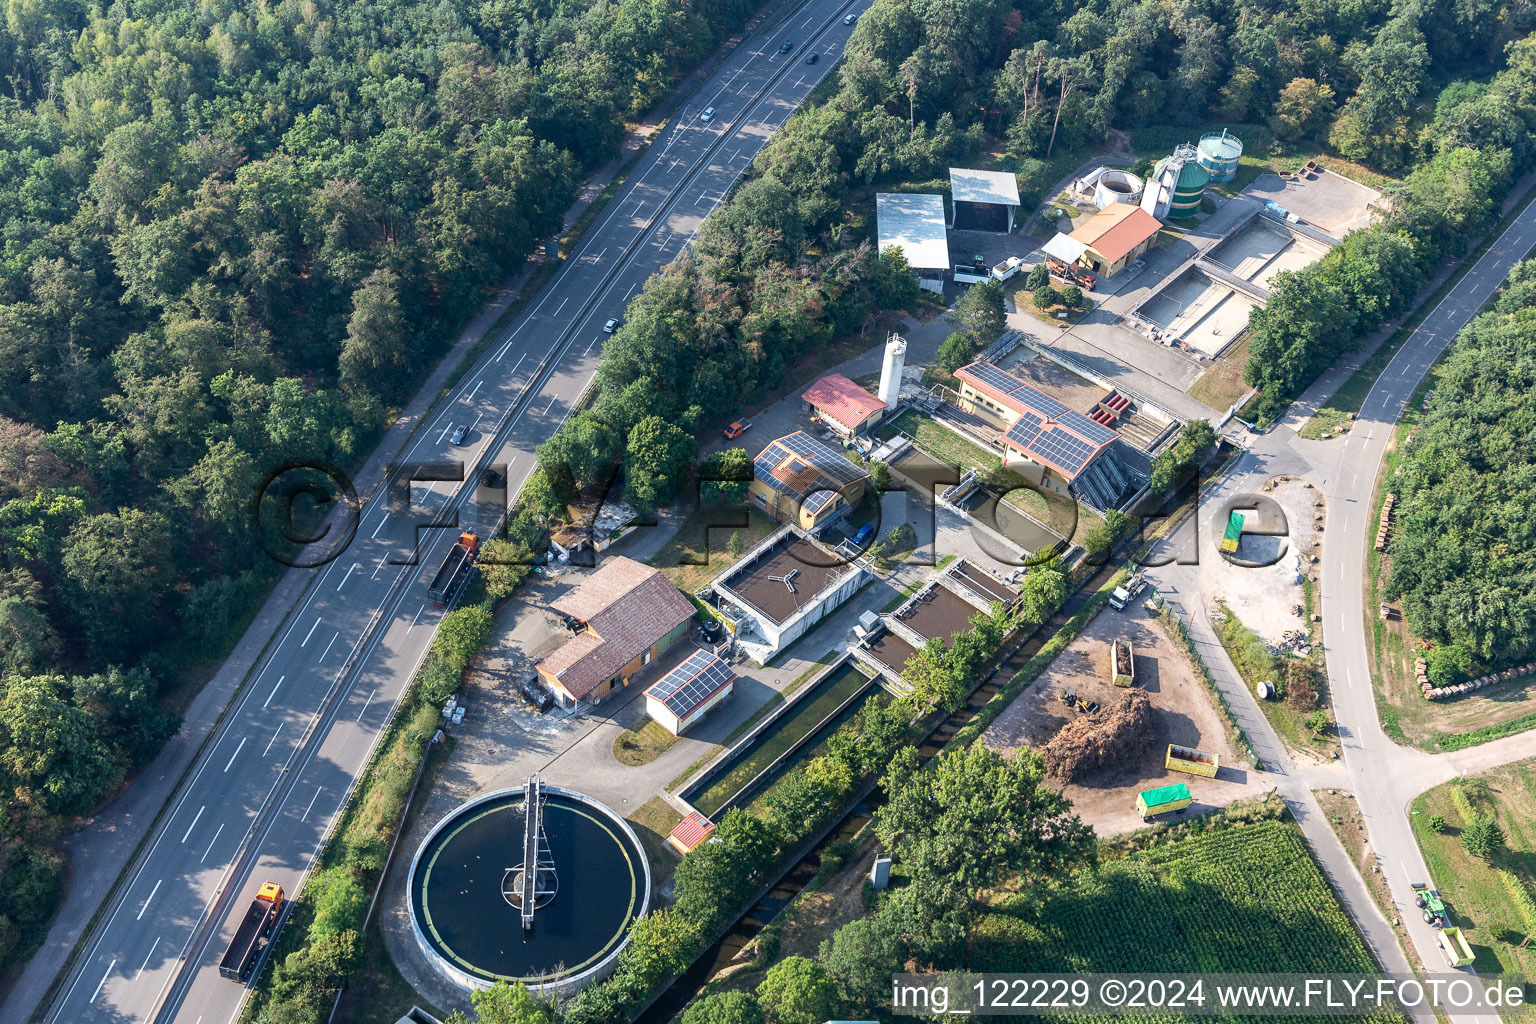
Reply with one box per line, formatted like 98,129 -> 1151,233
683,659 -> 877,817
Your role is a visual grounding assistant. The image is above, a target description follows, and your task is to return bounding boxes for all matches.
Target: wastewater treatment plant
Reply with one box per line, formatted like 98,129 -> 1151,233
408,777 -> 650,993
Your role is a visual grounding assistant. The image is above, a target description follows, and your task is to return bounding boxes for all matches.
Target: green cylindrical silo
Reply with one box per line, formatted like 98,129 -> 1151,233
1160,143 -> 1208,219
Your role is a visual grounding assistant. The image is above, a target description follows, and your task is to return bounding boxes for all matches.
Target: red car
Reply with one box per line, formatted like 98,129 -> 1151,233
723,419 -> 752,439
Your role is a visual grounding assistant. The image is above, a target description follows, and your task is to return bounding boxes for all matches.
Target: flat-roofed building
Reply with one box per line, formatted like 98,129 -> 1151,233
536,557 -> 694,708
711,526 -> 868,661
750,431 -> 869,531
877,192 -> 949,293
644,649 -> 736,736
802,373 -> 887,439
1068,204 -> 1163,278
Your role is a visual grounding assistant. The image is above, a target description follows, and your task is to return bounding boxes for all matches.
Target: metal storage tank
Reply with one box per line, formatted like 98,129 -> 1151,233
1093,169 -> 1144,209
1197,130 -> 1243,183
1155,143 -> 1209,219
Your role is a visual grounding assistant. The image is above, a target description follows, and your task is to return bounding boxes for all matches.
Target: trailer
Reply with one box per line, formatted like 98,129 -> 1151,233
1111,639 -> 1135,686
991,256 -> 1024,282
1438,927 -> 1475,966
428,531 -> 480,606
1165,744 -> 1219,777
1220,511 -> 1245,554
218,882 -> 284,982
1136,782 -> 1191,818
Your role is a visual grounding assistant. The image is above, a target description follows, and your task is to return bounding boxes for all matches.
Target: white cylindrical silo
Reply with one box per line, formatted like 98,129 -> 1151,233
878,333 -> 907,410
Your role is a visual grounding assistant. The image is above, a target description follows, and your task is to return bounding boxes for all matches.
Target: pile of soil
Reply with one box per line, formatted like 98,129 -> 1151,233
1043,689 -> 1155,782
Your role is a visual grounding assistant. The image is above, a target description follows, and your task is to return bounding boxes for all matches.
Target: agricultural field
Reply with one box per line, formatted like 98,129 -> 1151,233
971,810 -> 1405,1023
1410,760 -> 1536,982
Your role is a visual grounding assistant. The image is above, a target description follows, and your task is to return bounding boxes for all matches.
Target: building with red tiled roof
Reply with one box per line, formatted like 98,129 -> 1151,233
667,812 -> 715,854
1068,204 -> 1163,277
535,557 -> 694,707
801,373 -> 887,438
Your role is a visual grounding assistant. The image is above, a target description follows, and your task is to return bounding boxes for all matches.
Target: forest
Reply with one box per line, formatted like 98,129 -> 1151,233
1386,259 -> 1536,675
0,0 -> 755,971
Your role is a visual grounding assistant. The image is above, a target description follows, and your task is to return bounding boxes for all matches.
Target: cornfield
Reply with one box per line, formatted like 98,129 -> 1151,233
970,819 -> 1407,1022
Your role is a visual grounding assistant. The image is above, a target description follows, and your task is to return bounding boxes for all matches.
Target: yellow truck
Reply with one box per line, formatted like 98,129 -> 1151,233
1438,927 -> 1475,967
1136,782 -> 1192,819
1111,640 -> 1135,687
1165,744 -> 1219,778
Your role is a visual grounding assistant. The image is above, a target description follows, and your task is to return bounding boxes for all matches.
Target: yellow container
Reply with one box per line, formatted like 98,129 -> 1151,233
1165,744 -> 1219,778
1137,783 -> 1192,818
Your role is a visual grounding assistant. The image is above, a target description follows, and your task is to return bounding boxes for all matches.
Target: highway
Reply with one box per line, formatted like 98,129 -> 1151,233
44,2 -> 869,1022
1145,195 -> 1536,1023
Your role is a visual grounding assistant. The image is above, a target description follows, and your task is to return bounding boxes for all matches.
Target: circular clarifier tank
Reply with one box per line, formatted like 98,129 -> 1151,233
408,783 -> 650,994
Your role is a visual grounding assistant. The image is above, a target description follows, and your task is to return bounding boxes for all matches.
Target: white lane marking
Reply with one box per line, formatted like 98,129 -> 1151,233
411,604 -> 425,628
468,411 -> 484,434
136,880 -> 162,921
544,394 -> 558,415
181,805 -> 204,843
223,737 -> 247,772
437,423 -> 453,444
593,247 -> 608,262
200,823 -> 223,864
263,722 -> 285,756
626,283 -> 638,299
91,960 -> 116,1003
319,630 -> 340,662
555,297 -> 568,314
357,688 -> 377,721
137,937 -> 159,977
496,336 -> 516,361
507,352 -> 527,376
263,675 -> 285,709
466,379 -> 482,402
585,335 -> 601,355
302,787 -> 323,823
336,563 -> 358,591
301,618 -> 321,646
794,74 -> 805,88
371,554 -> 387,580
370,515 -> 387,539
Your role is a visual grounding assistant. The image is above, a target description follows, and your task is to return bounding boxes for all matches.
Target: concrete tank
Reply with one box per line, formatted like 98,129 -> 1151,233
878,332 -> 906,410
1197,130 -> 1243,183
1093,169 -> 1144,210
1156,143 -> 1209,219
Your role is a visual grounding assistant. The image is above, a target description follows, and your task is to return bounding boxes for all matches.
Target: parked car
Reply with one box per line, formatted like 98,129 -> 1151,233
850,523 -> 875,547
450,424 -> 468,445
603,317 -> 619,333
723,419 -> 752,439
805,52 -> 818,64
700,106 -> 715,122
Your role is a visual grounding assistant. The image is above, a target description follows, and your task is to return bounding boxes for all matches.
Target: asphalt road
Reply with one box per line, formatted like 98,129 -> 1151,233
1147,194 -> 1536,1023
45,3 -> 870,1022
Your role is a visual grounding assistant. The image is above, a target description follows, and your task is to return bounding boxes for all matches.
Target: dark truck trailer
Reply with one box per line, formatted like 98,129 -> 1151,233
428,531 -> 480,606
218,882 -> 284,982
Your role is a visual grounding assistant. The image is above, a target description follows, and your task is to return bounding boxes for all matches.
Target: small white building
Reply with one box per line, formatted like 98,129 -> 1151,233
711,526 -> 868,662
877,192 -> 949,293
644,649 -> 736,736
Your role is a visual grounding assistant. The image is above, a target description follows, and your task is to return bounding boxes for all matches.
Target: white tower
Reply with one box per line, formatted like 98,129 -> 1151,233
878,333 -> 907,410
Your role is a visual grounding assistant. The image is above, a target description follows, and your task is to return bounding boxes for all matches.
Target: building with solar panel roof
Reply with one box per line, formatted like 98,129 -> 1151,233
644,649 -> 736,735
953,360 -> 1139,511
749,431 -> 870,531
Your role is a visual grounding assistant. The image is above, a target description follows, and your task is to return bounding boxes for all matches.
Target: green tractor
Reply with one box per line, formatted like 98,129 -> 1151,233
1413,883 -> 1448,927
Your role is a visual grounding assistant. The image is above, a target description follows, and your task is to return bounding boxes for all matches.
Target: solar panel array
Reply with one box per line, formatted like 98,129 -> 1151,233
648,649 -> 735,716
753,432 -> 868,512
962,363 -> 1118,477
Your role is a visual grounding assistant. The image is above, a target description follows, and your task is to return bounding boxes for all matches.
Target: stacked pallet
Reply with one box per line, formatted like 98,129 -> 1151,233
1421,661 -> 1536,700
1375,494 -> 1396,552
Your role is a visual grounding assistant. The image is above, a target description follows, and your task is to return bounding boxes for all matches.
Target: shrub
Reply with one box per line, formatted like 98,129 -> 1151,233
1429,814 -> 1446,833
1462,816 -> 1506,859
1031,284 -> 1058,309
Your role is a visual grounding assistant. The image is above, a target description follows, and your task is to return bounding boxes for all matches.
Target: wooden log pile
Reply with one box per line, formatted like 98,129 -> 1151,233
1375,493 -> 1396,553
1420,660 -> 1536,701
